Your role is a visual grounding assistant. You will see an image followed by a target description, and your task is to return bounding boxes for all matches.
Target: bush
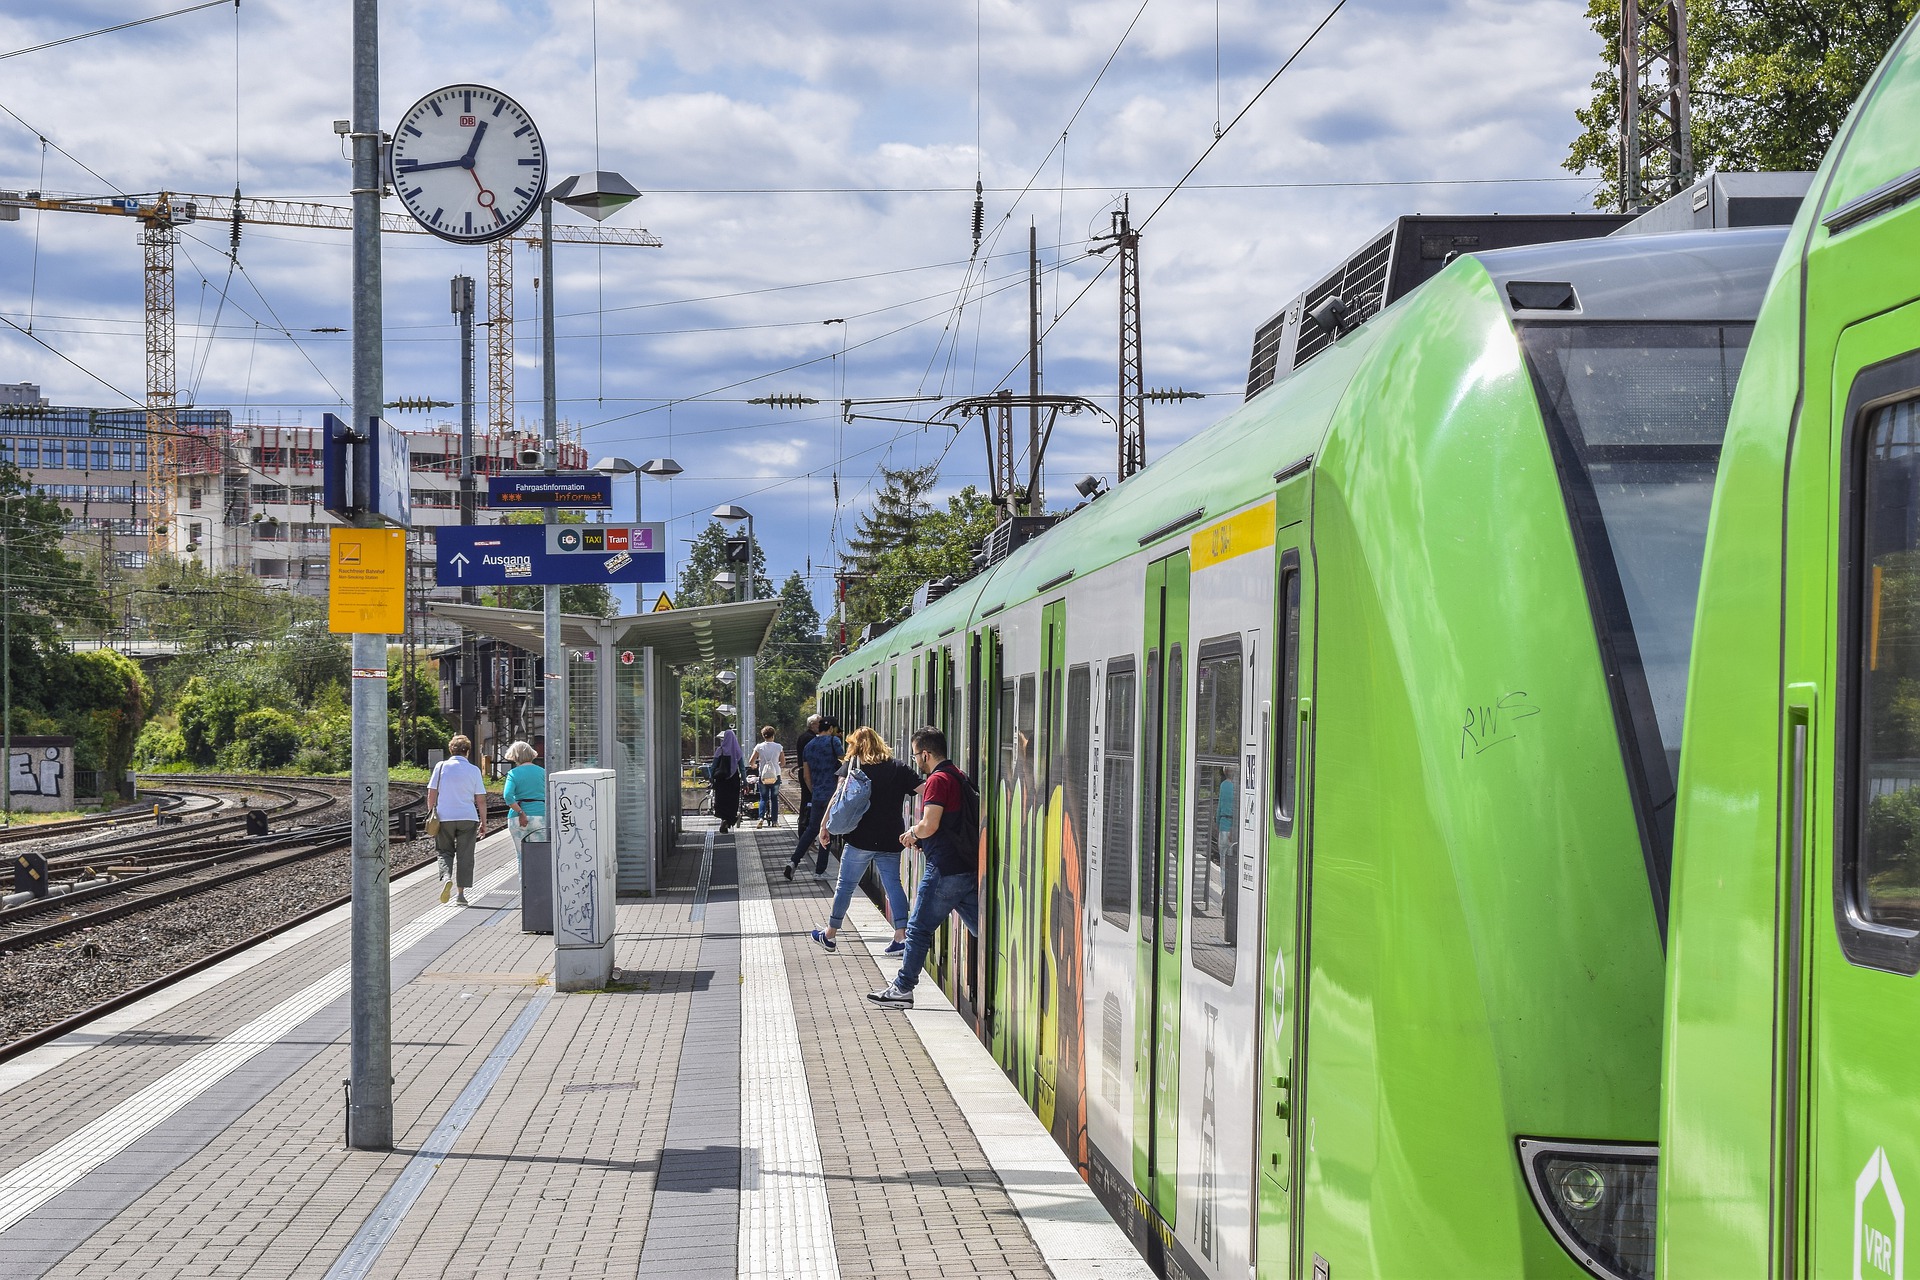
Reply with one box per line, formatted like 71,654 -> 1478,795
223,708 -> 303,771
133,718 -> 188,769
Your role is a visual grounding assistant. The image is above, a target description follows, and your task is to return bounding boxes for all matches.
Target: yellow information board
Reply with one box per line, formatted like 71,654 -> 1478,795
651,591 -> 675,612
328,527 -> 407,634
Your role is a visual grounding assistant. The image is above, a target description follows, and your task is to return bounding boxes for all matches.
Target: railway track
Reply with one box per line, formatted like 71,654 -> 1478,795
1,779 -> 508,1060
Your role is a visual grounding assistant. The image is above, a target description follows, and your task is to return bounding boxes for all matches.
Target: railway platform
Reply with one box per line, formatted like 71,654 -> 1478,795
0,819 -> 1148,1279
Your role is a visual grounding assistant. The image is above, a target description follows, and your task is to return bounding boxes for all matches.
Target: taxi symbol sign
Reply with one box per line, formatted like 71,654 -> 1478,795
1856,1146 -> 1905,1280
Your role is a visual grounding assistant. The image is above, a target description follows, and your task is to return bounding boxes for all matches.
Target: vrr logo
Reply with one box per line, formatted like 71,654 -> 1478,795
1856,1146 -> 1906,1280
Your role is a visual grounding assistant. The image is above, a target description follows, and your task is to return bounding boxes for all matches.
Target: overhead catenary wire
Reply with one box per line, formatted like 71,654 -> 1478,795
0,0 -> 234,63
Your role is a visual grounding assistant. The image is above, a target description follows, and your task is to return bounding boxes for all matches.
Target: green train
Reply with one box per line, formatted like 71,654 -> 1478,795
1660,16 -> 1920,1280
815,23 -> 1920,1277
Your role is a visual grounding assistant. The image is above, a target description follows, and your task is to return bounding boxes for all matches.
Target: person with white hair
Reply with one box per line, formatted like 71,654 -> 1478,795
501,740 -> 546,854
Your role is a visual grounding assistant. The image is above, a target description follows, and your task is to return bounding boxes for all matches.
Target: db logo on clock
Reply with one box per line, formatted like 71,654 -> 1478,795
459,114 -> 477,127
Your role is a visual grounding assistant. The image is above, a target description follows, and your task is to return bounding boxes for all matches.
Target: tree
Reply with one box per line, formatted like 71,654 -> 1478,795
753,571 -> 831,737
1,461 -> 111,714
1565,0 -> 1920,210
836,474 -> 996,639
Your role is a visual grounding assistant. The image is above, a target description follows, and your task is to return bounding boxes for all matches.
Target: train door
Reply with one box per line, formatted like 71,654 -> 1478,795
1803,298 -> 1920,1275
976,626 -> 1006,1048
1257,482 -> 1314,1278
1136,550 -> 1192,1223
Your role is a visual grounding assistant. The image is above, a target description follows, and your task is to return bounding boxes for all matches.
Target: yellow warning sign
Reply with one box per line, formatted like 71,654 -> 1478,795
651,591 -> 675,612
328,527 -> 407,634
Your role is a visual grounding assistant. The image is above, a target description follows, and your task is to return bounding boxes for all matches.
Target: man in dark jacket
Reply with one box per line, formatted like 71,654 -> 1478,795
793,713 -> 820,839
785,717 -> 842,880
869,726 -> 977,1009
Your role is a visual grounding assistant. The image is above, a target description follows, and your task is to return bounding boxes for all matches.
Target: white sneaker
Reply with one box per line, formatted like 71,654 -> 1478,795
440,880 -> 452,904
866,983 -> 913,1009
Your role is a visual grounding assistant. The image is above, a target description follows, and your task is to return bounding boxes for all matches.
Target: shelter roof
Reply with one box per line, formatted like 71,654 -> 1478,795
426,597 -> 781,669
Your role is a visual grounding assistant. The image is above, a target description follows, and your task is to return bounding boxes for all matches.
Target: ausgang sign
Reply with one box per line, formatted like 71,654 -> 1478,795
433,524 -> 667,586
486,473 -> 613,508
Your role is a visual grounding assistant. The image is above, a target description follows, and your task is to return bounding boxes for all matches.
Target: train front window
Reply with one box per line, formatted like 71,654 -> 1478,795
1522,322 -> 1751,910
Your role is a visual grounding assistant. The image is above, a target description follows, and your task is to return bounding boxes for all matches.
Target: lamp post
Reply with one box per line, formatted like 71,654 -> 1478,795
541,170 -> 641,771
712,503 -> 756,734
594,455 -> 682,612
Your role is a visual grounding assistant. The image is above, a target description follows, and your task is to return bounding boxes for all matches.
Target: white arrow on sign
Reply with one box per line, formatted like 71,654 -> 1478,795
449,552 -> 470,578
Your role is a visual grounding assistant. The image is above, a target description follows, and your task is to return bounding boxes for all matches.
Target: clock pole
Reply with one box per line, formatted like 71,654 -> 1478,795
347,0 -> 393,1152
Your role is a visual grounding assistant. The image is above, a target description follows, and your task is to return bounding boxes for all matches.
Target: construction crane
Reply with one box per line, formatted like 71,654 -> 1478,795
0,188 -> 661,558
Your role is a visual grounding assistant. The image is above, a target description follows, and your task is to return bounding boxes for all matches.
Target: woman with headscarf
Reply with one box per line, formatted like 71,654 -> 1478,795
709,729 -> 745,832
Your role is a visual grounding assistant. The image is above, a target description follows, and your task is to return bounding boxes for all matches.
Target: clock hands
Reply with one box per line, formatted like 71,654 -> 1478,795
460,120 -> 488,166
397,121 -> 490,177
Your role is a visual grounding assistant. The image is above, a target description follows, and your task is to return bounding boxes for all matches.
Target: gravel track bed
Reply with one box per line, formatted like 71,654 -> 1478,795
0,831 -> 439,1046
3,783 -> 322,863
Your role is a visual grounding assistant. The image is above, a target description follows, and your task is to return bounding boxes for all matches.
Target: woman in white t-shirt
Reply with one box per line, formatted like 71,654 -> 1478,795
747,726 -> 785,828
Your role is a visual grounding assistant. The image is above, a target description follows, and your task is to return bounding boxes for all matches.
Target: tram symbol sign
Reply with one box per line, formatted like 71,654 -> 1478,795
1856,1146 -> 1905,1280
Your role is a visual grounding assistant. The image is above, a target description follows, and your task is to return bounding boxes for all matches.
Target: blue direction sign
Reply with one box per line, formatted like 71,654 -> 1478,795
486,473 -> 613,509
434,524 -> 667,587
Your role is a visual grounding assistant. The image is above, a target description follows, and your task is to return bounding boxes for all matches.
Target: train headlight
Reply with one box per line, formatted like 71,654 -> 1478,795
1518,1139 -> 1657,1280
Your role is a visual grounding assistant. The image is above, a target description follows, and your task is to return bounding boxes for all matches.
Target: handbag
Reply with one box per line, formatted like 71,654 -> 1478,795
426,814 -> 442,837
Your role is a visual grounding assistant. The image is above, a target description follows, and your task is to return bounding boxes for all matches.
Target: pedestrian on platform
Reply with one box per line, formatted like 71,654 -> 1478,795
709,729 -> 745,833
748,726 -> 785,828
793,713 -> 820,836
427,734 -> 489,907
869,727 -> 978,1009
809,726 -> 914,954
501,740 -> 546,852
785,716 -> 843,880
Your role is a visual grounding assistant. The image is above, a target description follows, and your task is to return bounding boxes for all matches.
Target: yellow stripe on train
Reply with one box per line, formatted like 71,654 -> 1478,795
1189,499 -> 1275,570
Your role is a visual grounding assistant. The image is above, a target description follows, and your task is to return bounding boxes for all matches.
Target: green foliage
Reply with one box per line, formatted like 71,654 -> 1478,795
134,717 -> 188,769
1566,0 -> 1920,209
838,468 -> 996,638
223,707 -> 303,770
753,571 -> 832,739
1868,787 -> 1920,895
174,675 -> 267,766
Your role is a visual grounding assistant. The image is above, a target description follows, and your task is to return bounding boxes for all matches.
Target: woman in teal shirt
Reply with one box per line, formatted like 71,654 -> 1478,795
502,740 -> 547,852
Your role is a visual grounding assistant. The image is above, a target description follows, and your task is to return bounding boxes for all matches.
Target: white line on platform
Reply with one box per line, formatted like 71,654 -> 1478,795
844,894 -> 1154,1280
0,854 -> 520,1237
737,849 -> 840,1279
323,987 -> 552,1280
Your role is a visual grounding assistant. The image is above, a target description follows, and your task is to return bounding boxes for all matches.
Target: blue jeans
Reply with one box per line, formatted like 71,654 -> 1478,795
893,865 -> 979,993
829,843 -> 907,930
757,780 -> 780,821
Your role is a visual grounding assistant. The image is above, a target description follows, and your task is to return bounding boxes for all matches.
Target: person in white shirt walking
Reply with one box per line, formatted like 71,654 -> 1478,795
427,735 -> 489,906
747,726 -> 785,828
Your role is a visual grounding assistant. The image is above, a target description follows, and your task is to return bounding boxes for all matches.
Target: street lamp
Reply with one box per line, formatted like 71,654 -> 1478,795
541,169 -> 641,774
594,455 -> 683,610
712,503 -> 756,732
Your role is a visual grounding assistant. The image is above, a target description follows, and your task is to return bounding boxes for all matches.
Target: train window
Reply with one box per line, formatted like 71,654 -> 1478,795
1275,551 -> 1303,835
1850,396 -> 1920,936
1101,659 -> 1137,928
998,679 -> 1016,799
1017,675 -> 1037,888
1066,663 -> 1092,867
1191,638 -> 1244,984
1163,643 -> 1185,955
1523,322 -> 1752,909
1140,649 -> 1161,935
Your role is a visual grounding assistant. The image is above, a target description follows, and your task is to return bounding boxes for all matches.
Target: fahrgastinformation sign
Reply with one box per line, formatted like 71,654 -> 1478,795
487,474 -> 612,508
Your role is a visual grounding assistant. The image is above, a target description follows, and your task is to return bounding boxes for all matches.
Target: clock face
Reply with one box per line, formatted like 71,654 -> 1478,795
389,84 -> 546,244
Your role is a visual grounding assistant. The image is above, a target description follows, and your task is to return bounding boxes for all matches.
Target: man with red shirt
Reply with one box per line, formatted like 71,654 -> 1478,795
868,727 -> 978,1010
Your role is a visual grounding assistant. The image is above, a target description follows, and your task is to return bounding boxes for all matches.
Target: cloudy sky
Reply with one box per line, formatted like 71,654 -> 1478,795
0,0 -> 1609,612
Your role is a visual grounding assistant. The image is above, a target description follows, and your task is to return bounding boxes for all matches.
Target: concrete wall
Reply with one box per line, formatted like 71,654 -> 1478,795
6,736 -> 76,813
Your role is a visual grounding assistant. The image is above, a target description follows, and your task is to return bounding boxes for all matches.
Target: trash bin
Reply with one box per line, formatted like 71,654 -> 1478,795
520,836 -> 553,935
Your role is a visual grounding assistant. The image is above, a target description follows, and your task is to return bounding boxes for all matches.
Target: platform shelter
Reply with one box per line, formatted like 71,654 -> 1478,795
427,597 -> 780,896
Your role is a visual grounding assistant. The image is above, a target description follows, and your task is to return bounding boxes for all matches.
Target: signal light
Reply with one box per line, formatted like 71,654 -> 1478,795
724,537 -> 750,564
